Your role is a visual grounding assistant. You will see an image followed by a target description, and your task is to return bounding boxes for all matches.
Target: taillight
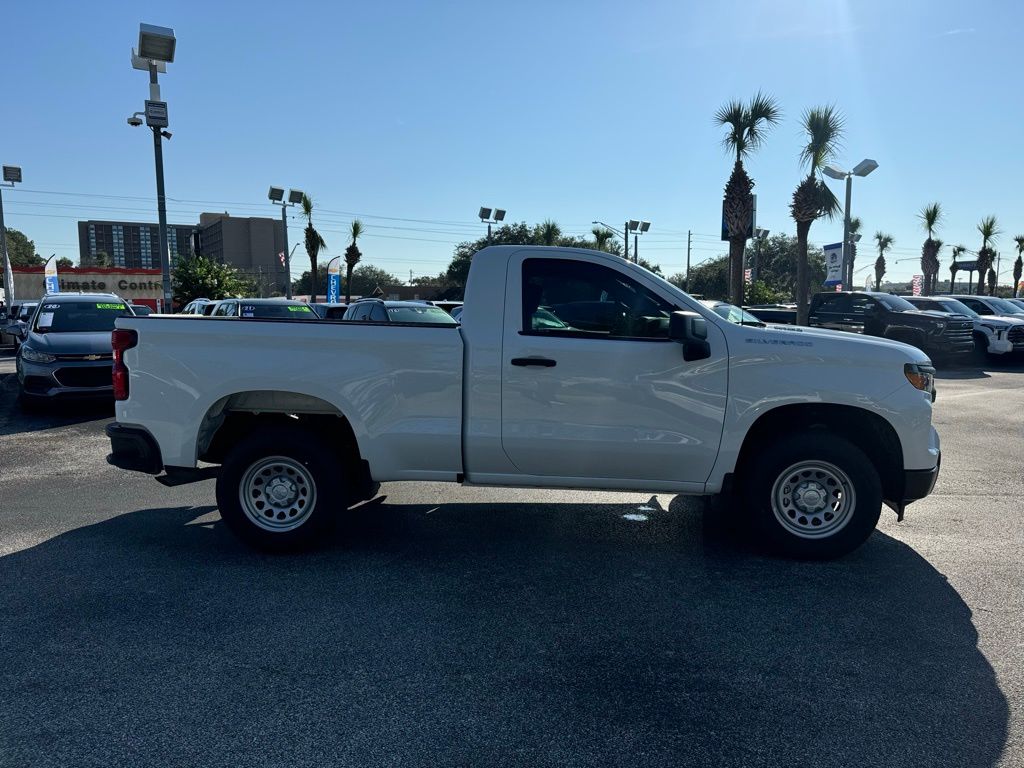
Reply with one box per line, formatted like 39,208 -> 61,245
112,329 -> 138,401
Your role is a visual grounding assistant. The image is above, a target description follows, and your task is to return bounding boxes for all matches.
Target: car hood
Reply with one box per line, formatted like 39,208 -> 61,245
898,309 -> 947,322
759,322 -> 930,361
25,331 -> 114,354
978,315 -> 1024,327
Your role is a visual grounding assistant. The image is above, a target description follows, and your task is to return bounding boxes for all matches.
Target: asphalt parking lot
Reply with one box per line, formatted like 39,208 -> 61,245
0,346 -> 1021,768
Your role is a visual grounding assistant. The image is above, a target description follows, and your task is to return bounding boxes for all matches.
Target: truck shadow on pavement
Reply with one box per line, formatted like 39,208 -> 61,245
0,499 -> 1008,768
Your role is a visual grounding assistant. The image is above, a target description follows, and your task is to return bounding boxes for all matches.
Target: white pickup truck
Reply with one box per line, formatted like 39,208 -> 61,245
106,246 -> 940,559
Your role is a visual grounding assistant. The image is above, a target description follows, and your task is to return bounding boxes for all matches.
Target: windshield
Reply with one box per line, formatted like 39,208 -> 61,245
386,305 -> 459,324
709,303 -> 765,326
33,301 -> 133,332
875,294 -> 917,312
987,298 -> 1024,314
935,299 -> 979,318
241,303 -> 318,319
18,304 -> 38,321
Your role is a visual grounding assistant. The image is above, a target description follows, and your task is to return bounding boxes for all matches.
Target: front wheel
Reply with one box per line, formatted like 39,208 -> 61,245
743,434 -> 882,559
215,425 -> 346,551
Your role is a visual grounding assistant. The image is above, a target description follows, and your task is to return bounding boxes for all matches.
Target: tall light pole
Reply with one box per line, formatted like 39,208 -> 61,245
823,159 -> 878,289
269,187 -> 304,298
128,24 -> 176,312
478,207 -> 506,244
1,165 -> 21,316
629,221 -> 651,264
752,227 -> 770,283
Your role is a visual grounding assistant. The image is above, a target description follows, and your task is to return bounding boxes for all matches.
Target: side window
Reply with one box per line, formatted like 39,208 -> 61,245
521,258 -> 674,339
961,298 -> 990,315
369,304 -> 389,322
815,294 -> 851,312
849,295 -> 876,315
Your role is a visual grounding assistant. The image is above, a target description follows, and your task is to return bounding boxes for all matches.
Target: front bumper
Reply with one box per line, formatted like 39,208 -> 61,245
106,423 -> 163,474
903,452 -> 940,503
18,356 -> 115,399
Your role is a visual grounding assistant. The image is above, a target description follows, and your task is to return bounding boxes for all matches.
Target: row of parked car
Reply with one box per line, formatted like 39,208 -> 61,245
745,291 -> 1024,361
178,297 -> 465,324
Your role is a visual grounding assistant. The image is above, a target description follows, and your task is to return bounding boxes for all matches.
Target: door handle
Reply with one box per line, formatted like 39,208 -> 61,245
511,357 -> 557,367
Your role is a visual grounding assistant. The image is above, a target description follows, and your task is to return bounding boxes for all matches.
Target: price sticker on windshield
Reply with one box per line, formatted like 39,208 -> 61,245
288,306 -> 313,313
96,303 -> 126,310
38,312 -> 55,327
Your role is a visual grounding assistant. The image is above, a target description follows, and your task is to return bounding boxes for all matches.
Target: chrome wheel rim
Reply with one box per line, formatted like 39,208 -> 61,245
770,460 -> 856,539
239,456 -> 317,533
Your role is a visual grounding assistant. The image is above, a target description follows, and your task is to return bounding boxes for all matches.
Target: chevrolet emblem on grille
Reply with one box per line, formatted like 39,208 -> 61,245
83,355 -> 102,361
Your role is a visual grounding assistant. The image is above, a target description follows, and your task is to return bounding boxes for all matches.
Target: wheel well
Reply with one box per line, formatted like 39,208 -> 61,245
735,404 -> 904,503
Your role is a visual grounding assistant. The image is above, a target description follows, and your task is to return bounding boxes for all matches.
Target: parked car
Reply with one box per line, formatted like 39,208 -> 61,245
746,291 -> 974,360
700,300 -> 767,326
16,294 -> 135,408
5,301 -> 40,350
129,304 -> 153,316
342,299 -> 459,325
949,295 -> 1024,318
430,300 -> 464,316
107,245 -> 941,560
310,302 -> 349,319
180,299 -> 215,315
905,296 -> 1024,356
1005,298 -> 1024,312
449,305 -> 464,322
210,298 -> 319,320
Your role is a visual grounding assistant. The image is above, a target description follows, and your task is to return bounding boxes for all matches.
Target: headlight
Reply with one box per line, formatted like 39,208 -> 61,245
20,347 -> 56,363
905,363 -> 935,397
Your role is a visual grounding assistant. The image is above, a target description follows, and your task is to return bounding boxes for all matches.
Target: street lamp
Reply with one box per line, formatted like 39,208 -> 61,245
822,158 -> 878,288
0,165 -> 21,316
479,207 -> 506,244
128,23 -> 176,312
269,187 -> 304,298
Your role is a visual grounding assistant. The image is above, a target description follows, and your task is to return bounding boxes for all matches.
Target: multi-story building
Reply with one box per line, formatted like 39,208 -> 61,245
194,213 -> 287,295
78,220 -> 194,269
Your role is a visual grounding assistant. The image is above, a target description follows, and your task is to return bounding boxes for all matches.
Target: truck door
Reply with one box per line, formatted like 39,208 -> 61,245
499,254 -> 728,485
811,293 -> 855,332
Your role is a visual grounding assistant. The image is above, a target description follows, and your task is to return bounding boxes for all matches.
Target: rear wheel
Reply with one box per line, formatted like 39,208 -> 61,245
216,425 -> 346,550
742,433 -> 882,559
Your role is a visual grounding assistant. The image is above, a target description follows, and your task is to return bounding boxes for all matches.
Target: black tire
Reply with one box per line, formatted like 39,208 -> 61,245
742,433 -> 882,560
215,425 -> 347,551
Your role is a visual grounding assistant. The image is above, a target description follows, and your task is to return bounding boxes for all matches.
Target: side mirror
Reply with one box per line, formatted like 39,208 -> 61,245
669,310 -> 711,361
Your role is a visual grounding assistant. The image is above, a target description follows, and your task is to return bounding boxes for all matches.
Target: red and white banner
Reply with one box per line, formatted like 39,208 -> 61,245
744,268 -> 752,284
834,284 -> 843,292
912,275 -> 923,296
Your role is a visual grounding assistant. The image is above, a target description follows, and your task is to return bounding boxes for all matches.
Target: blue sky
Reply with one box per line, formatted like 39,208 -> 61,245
3,0 -> 1023,286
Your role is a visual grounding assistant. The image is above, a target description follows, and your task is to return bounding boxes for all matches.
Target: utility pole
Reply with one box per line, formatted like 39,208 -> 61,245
623,221 -> 629,262
685,230 -> 692,291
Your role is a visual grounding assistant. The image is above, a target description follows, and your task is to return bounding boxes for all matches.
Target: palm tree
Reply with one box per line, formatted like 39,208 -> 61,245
343,219 -> 363,304
1013,236 -> 1024,297
917,203 -> 942,296
790,106 -> 844,325
716,92 -> 782,305
847,217 -> 862,284
975,216 -> 1000,295
592,226 -> 614,253
873,232 -> 894,290
536,220 -> 562,247
301,194 -> 327,303
987,268 -> 997,295
950,245 -> 966,292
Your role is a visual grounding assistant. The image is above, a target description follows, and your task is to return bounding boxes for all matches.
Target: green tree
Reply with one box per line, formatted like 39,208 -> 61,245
344,220 -> 363,304
745,280 -> 785,305
292,264 -> 329,297
56,257 -> 74,270
685,255 -> 730,299
742,233 -> 826,299
986,267 -> 997,295
790,106 -> 843,325
301,194 -> 327,303
4,228 -> 43,267
445,222 -> 535,291
348,264 -> 400,296
975,216 -> 1000,295
535,219 -> 562,246
918,203 -> 942,295
1012,236 -> 1023,297
949,245 -> 967,292
592,226 -> 615,252
874,232 -> 894,291
172,254 -> 254,306
716,92 -> 782,307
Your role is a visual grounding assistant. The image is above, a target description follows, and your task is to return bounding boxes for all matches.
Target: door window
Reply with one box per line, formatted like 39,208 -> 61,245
849,295 -> 877,316
960,298 -> 992,315
815,294 -> 851,312
521,259 -> 674,339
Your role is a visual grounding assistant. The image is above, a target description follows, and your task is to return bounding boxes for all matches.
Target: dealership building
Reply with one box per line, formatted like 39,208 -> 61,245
11,266 -> 167,311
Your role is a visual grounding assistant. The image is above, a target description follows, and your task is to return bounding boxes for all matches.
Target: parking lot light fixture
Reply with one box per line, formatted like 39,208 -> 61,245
822,159 -> 879,286
270,186 -> 304,298
479,206 -> 506,245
